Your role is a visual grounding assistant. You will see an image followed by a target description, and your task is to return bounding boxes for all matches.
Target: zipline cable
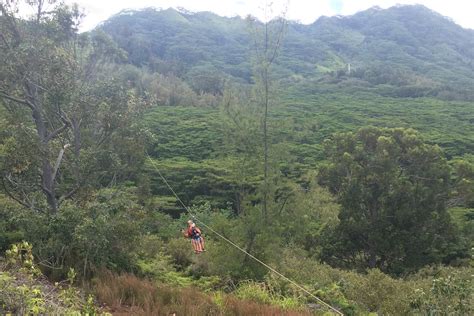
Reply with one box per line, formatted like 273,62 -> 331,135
147,154 -> 343,315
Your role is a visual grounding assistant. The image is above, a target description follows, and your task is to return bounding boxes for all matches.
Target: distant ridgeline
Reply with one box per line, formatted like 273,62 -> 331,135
99,5 -> 474,100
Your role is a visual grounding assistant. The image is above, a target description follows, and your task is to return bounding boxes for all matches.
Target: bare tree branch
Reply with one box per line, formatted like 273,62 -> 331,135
45,122 -> 69,143
0,90 -> 35,110
58,186 -> 79,206
1,176 -> 32,209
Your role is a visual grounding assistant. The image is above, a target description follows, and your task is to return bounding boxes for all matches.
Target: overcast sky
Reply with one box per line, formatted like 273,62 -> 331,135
59,0 -> 474,31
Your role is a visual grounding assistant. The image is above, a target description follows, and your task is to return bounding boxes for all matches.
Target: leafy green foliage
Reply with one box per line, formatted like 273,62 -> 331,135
0,244 -> 106,315
141,90 -> 474,214
1,187 -> 145,279
318,127 -> 464,273
410,267 -> 473,315
234,281 -> 303,310
0,1 -> 147,213
101,5 -> 474,100
5,241 -> 41,277
0,194 -> 25,253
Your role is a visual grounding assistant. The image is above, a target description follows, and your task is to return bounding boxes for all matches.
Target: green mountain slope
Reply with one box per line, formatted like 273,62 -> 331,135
100,5 -> 474,99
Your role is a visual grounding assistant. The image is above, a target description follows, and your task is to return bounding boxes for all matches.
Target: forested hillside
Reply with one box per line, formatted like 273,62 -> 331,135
101,5 -> 474,100
1,1 -> 473,315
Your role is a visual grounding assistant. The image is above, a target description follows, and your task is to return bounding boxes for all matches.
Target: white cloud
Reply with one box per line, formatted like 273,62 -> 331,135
59,0 -> 474,31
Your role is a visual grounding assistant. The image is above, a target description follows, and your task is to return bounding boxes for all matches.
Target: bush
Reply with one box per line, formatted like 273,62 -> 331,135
0,243 -> 105,315
234,281 -> 305,312
0,195 -> 25,253
234,281 -> 273,304
409,266 -> 473,315
165,237 -> 195,270
8,188 -> 144,279
275,248 -> 410,314
343,269 -> 414,315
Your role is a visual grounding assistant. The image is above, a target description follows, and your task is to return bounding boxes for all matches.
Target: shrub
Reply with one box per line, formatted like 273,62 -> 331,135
0,195 -> 24,253
410,268 -> 473,315
9,188 -> 144,279
0,244 -> 105,315
234,281 -> 273,304
165,237 -> 195,270
234,281 -> 307,312
343,269 -> 414,315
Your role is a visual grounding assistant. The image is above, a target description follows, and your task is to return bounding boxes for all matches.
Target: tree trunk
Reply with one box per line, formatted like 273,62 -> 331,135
71,118 -> 81,158
41,159 -> 58,213
368,204 -> 379,268
263,65 -> 269,222
368,246 -> 377,268
30,88 -> 58,213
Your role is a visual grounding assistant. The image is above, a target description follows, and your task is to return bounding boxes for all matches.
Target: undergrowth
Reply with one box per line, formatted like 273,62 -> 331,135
0,242 -> 105,315
94,271 -> 314,315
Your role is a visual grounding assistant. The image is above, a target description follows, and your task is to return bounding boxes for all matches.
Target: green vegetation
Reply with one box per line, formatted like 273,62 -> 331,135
318,127 -> 462,273
0,242 -> 104,315
1,1 -> 473,315
101,5 -> 474,100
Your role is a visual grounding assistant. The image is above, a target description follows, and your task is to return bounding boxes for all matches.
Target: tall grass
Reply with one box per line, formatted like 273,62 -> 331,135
94,271 -> 313,315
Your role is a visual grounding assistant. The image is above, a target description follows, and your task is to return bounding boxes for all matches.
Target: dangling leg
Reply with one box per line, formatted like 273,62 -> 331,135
200,236 -> 205,252
193,239 -> 201,253
195,237 -> 203,253
191,239 -> 198,253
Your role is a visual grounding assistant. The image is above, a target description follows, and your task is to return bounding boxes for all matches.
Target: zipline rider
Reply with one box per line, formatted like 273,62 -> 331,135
184,220 -> 205,254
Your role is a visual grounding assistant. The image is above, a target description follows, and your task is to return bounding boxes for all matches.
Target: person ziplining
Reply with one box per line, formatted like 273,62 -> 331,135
148,155 -> 343,315
183,220 -> 205,254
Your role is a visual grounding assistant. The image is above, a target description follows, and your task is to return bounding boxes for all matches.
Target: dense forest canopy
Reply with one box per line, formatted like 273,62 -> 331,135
0,1 -> 473,315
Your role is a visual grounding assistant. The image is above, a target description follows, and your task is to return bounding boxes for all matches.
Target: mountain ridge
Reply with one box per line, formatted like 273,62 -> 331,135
99,4 -> 474,100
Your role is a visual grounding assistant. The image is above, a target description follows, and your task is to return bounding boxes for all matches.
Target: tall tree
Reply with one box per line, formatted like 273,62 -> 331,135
247,1 -> 287,221
220,83 -> 262,214
318,127 -> 462,273
0,0 -> 138,213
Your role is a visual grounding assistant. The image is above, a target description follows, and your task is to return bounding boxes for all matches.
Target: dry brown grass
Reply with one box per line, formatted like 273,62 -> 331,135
94,271 -> 314,315
223,297 -> 313,316
94,271 -> 218,315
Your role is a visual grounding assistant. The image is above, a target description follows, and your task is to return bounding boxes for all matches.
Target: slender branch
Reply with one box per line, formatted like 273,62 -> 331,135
35,0 -> 44,24
0,90 -> 35,110
45,122 -> 69,143
26,78 -> 49,93
36,256 -> 64,270
58,186 -> 79,206
1,175 -> 44,214
1,176 -> 32,209
277,193 -> 291,215
268,18 -> 286,64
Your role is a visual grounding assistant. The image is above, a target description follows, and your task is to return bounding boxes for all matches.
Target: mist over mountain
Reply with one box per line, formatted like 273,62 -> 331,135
100,4 -> 474,100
